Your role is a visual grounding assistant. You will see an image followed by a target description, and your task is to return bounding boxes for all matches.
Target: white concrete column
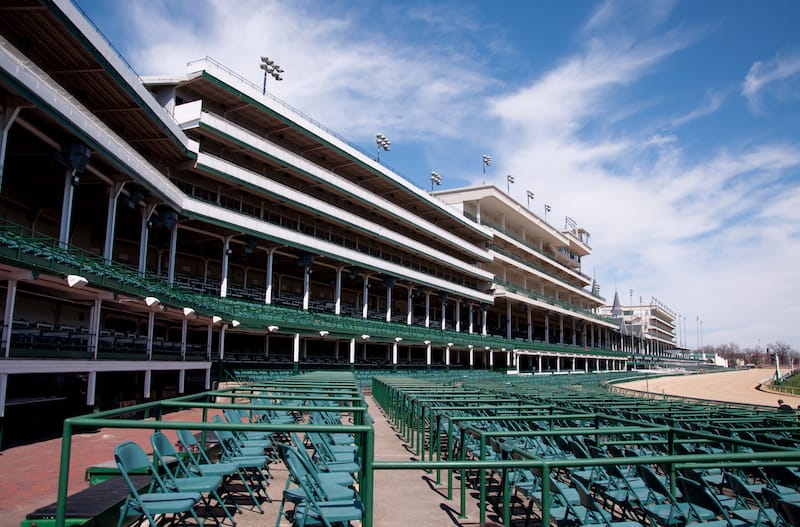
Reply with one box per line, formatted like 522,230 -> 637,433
506,302 -> 512,339
206,323 -> 213,361
302,263 -> 311,310
335,267 -> 343,315
349,338 -> 356,366
362,275 -> 369,319
204,368 -> 211,390
180,316 -> 188,360
220,237 -> 231,298
386,279 -> 393,322
424,291 -> 431,328
0,105 -> 22,193
556,357 -> 561,372
265,248 -> 275,304
218,323 -> 227,360
596,358 -> 600,372
2,278 -> 17,357
445,344 -> 451,367
138,204 -> 156,275
571,318 -> 577,345
392,339 -> 400,366
469,346 -> 474,368
89,299 -> 101,359
481,305 -> 488,336
167,225 -> 178,286
103,182 -> 124,263
441,294 -> 447,331
572,357 -> 576,371
455,300 -> 461,332
489,348 -> 494,368
559,315 -> 564,344
468,304 -> 474,334
527,305 -> 533,341
178,370 -> 186,394
58,169 -> 76,248
545,313 -> 550,343
425,342 -> 432,366
146,311 -> 155,360
86,371 -> 97,407
538,355 -> 542,372
144,370 -> 152,399
406,288 -> 413,325
292,333 -> 300,364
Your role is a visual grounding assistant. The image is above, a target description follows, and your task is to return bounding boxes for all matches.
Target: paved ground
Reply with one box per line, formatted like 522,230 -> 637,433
0,368 -> 793,527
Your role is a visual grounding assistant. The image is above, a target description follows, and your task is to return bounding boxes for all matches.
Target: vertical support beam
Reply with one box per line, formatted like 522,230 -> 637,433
2,279 -> 17,357
424,291 -> 430,328
0,372 -> 7,418
265,248 -> 275,304
204,368 -> 211,390
82,372 -> 95,409
538,355 -> 542,373
468,304 -> 474,334
167,224 -> 178,286
455,299 -> 461,332
362,275 -> 369,319
206,323 -> 213,361
220,237 -> 231,298
143,370 -> 152,399
146,311 -> 155,360
103,182 -> 124,263
385,280 -> 393,322
469,347 -> 474,369
0,106 -> 22,193
545,313 -> 550,343
572,318 -> 577,345
180,316 -> 188,360
441,293 -> 447,331
335,267 -> 343,315
527,305 -> 533,341
559,315 -> 564,344
392,340 -> 399,368
445,344 -> 451,369
426,342 -> 432,367
349,338 -> 356,370
481,305 -> 488,336
406,287 -> 413,325
138,204 -> 156,275
58,170 -> 76,248
292,333 -> 300,373
506,302 -> 512,339
302,263 -> 311,310
89,299 -> 101,359
178,370 -> 185,394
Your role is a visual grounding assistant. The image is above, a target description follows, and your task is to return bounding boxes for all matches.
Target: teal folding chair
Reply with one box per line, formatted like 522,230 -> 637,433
176,429 -> 267,513
114,441 -> 204,527
151,432 -> 237,525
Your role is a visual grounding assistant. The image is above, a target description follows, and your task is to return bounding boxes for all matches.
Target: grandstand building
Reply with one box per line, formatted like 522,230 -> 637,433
0,0 -> 629,446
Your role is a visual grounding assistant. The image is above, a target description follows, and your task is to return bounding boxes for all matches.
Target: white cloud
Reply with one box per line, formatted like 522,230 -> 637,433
742,50 -> 800,112
121,0 -> 490,144
670,89 -> 726,128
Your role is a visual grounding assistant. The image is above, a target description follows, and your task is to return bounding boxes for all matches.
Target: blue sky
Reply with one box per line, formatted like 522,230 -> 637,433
75,0 -> 800,351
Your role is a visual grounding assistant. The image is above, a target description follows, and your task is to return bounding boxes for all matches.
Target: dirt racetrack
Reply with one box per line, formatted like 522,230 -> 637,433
616,367 -> 800,408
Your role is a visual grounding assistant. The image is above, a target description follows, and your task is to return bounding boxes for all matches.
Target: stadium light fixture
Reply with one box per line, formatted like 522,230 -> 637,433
482,154 -> 492,184
423,340 -> 431,346
527,190 -> 534,209
361,334 -> 370,341
182,307 -> 195,317
65,274 -> 88,288
319,330 -> 330,337
430,171 -> 441,192
376,133 -> 391,162
231,320 -> 240,328
144,296 -> 160,308
267,325 -> 279,333
394,337 -> 403,343
260,56 -> 284,95
212,315 -> 223,324
506,174 -> 514,193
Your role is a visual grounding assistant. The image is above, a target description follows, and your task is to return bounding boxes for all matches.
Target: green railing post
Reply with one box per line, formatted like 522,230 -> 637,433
459,426 -> 467,519
479,432 -> 487,524
541,463 -> 551,527
362,423 -> 375,527
55,419 -> 73,527
447,418 -> 454,499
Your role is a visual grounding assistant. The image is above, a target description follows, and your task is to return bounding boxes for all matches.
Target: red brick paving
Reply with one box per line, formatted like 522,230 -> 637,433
0,409 -> 217,527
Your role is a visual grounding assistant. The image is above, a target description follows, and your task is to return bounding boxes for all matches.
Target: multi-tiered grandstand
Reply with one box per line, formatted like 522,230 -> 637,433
0,0 -> 689,448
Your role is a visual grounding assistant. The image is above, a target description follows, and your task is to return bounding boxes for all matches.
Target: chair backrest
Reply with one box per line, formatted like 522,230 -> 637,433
676,476 -> 729,523
776,500 -> 800,527
115,441 -> 167,495
637,464 -> 671,500
175,429 -> 213,466
151,432 -> 191,479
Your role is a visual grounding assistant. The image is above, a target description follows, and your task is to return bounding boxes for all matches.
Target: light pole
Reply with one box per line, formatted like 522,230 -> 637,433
544,204 -> 551,221
260,56 -> 284,95
506,174 -> 514,193
430,171 -> 441,192
482,154 -> 491,184
376,133 -> 391,162
526,190 -> 534,209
